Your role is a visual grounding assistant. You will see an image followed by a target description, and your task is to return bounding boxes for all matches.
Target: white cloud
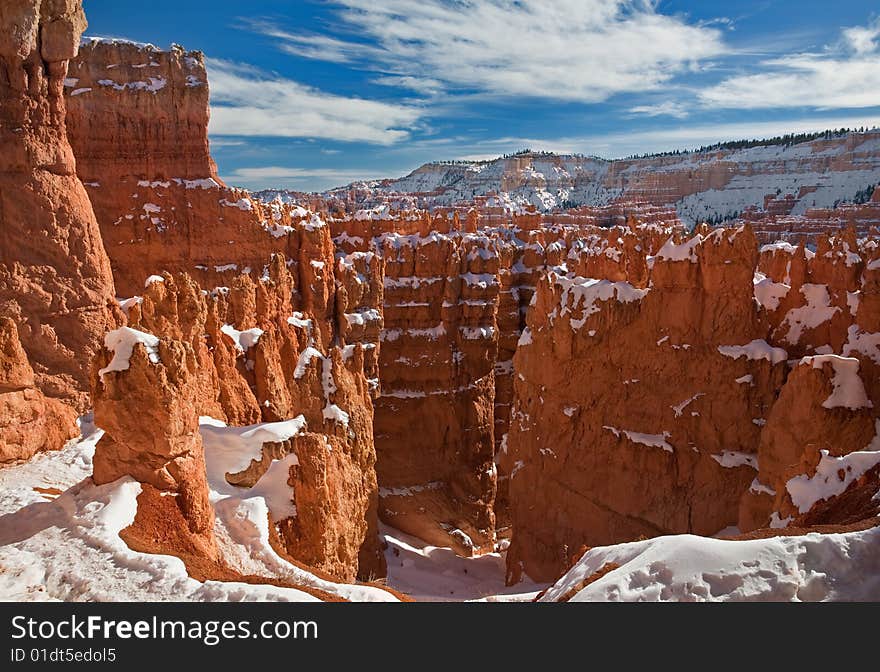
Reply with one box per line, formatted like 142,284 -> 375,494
207,59 -> 423,144
222,166 -> 384,190
701,19 -> 880,110
843,19 -> 880,55
208,138 -> 246,148
372,75 -> 445,95
427,115 -> 880,160
253,0 -> 726,102
245,21 -> 382,64
629,101 -> 689,118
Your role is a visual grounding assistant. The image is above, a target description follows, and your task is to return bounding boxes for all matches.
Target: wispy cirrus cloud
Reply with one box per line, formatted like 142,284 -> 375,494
207,59 -> 424,144
249,0 -> 727,102
222,165 -> 386,190
245,21 -> 381,63
371,75 -> 445,96
411,114 -> 880,161
700,18 -> 880,110
629,101 -> 690,119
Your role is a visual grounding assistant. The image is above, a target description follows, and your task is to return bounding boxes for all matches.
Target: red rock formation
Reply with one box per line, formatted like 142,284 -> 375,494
40,5 -> 878,592
92,328 -> 220,562
738,354 -> 877,531
50,34 -> 388,581
328,208 -> 685,554
0,318 -> 79,462
505,225 -> 787,581
66,39 -> 217,183
737,230 -> 880,530
101,234 -> 386,581
742,196 -> 880,245
505,223 -> 880,582
372,224 -> 501,555
0,0 -> 119,408
63,40 -> 316,297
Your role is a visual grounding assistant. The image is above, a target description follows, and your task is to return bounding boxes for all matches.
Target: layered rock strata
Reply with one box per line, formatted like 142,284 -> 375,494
90,230 -> 386,581
506,224 -> 880,582
64,39 -> 311,296
0,318 -> 79,462
0,0 -> 118,408
331,209 -> 680,554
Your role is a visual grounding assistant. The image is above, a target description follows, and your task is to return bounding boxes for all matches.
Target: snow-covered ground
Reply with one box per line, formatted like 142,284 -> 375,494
380,525 -> 546,602
0,418 -> 395,602
540,528 -> 880,602
3,418 -> 877,602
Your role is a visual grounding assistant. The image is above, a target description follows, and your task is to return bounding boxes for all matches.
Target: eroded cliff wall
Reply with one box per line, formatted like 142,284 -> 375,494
91,230 -> 386,581
0,0 -> 119,412
506,224 -> 880,582
64,39 -> 309,297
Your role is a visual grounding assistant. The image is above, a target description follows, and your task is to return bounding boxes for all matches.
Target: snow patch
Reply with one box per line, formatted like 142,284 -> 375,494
98,327 -> 160,377
603,426 -> 673,453
200,416 -> 307,478
799,355 -> 872,410
717,339 -> 787,365
220,325 -> 264,354
786,420 -> 880,513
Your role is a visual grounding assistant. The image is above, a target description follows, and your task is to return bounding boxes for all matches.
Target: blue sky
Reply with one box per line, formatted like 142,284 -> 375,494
81,0 -> 880,191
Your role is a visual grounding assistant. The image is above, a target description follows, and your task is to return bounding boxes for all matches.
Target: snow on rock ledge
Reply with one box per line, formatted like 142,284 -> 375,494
753,272 -> 790,311
603,426 -> 674,453
555,276 -> 649,330
786,420 -> 880,513
97,327 -> 160,377
539,526 -> 880,601
220,324 -> 264,354
656,235 -> 701,263
717,339 -> 787,365
200,416 -> 308,478
799,355 -> 872,410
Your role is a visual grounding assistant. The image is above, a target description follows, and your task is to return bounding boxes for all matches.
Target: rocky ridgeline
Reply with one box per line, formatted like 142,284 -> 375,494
743,187 -> 880,245
505,223 -> 880,582
326,137 -> 880,227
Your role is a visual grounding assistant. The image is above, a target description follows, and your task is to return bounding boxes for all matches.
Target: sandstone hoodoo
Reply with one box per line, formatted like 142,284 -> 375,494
0,0 -> 118,410
91,325 -> 221,564
3,0 -> 880,605
91,242 -> 387,582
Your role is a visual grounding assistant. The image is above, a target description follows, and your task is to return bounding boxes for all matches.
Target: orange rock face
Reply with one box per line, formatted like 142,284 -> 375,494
9,5 -> 872,593
505,224 -> 880,582
53,37 -> 387,582
0,0 -> 119,408
329,209 -> 679,555
63,40 -> 315,297
66,39 -> 217,184
92,329 -> 220,562
0,318 -> 79,462
91,230 -> 385,581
